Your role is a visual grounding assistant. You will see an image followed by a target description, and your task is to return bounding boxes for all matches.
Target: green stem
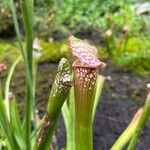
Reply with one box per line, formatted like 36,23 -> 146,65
32,60 -> 38,127
22,0 -> 33,74
62,102 -> 70,149
34,58 -> 71,150
9,1 -> 34,148
122,34 -> 129,51
0,96 -> 16,150
127,92 -> 150,150
105,37 -> 112,56
92,75 -> 105,122
73,67 -> 98,150
34,114 -> 58,150
21,0 -> 34,149
0,82 -> 3,100
62,87 -> 75,150
9,0 -> 33,98
68,87 -> 75,150
76,124 -> 92,150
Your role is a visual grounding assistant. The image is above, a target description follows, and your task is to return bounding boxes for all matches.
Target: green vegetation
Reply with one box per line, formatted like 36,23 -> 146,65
0,0 -> 150,150
109,37 -> 150,75
1,36 -> 150,75
1,0 -> 150,36
0,39 -> 70,63
0,0 -> 150,75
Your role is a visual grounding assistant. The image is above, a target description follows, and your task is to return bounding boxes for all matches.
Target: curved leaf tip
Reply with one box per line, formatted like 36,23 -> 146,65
50,58 -> 72,98
68,36 -> 106,68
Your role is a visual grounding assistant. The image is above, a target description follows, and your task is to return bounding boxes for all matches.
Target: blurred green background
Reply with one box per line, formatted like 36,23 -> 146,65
0,0 -> 150,75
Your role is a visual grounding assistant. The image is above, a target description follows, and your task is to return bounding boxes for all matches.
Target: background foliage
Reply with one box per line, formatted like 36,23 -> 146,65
0,0 -> 150,75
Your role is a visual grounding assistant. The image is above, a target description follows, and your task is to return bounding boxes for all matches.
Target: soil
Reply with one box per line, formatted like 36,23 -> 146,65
93,62 -> 150,150
2,60 -> 150,150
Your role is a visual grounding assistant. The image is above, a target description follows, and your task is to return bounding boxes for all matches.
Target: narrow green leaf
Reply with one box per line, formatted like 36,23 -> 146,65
9,0 -> 34,148
0,139 -> 4,150
10,98 -> 26,150
127,92 -> 150,150
4,56 -> 21,120
0,84 -> 3,101
22,0 -> 34,149
62,101 -> 69,128
92,75 -> 105,122
0,99 -> 15,150
31,120 -> 43,149
62,87 -> 75,150
111,108 -> 143,150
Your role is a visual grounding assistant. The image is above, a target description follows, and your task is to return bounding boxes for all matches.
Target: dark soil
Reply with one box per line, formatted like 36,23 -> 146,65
3,61 -> 150,150
93,63 -> 150,150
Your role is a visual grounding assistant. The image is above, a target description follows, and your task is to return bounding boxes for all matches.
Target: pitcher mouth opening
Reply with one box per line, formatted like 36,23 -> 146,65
72,60 -> 106,69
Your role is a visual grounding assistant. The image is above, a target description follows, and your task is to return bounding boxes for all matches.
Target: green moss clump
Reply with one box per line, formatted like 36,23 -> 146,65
0,39 -> 105,64
0,39 -> 19,63
125,38 -> 146,53
0,39 -> 72,63
115,37 -> 150,75
39,39 -> 71,62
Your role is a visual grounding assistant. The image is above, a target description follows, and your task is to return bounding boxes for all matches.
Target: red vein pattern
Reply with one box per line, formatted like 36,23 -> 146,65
68,36 -> 106,68
68,36 -> 106,150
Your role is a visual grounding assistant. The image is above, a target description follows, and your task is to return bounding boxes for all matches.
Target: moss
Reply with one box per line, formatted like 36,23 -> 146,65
114,37 -> 150,75
0,39 -> 71,63
1,37 -> 149,75
0,39 -> 19,63
125,38 -> 146,52
0,39 -> 105,64
39,39 -> 71,62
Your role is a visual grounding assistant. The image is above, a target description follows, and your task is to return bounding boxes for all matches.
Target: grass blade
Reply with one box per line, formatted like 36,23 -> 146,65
9,0 -> 34,148
92,75 -> 105,122
10,98 -> 26,150
0,98 -> 15,150
21,0 -> 34,149
111,108 -> 143,150
127,92 -> 150,150
31,120 -> 43,149
62,87 -> 75,150
4,56 -> 21,120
